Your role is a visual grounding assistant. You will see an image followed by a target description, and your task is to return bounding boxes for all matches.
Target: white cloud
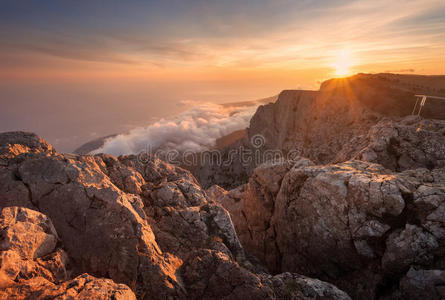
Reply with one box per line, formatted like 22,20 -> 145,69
93,102 -> 257,156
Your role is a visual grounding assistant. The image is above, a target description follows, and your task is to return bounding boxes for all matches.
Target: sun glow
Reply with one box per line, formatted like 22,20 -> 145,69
332,50 -> 353,77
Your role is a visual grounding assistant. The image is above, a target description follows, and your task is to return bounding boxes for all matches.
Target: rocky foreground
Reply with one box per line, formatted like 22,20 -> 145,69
0,132 -> 351,299
1,121 -> 444,300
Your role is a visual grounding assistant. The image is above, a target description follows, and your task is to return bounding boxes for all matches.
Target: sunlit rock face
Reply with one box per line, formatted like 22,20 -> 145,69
0,131 -> 351,300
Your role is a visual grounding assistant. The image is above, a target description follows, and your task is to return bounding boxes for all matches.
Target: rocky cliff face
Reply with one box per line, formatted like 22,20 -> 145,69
210,115 -> 445,299
196,73 -> 445,190
0,131 -> 351,299
247,74 -> 445,165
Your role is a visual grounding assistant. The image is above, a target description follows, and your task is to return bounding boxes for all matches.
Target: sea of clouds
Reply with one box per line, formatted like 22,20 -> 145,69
92,102 -> 259,156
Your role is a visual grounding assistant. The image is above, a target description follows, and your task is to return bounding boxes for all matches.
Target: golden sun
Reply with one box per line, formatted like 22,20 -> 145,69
333,50 -> 353,76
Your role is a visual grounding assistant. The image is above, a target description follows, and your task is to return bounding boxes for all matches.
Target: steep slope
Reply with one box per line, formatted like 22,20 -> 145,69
73,134 -> 117,155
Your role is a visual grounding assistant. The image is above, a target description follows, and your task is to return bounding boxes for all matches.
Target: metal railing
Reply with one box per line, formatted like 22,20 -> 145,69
412,94 -> 445,116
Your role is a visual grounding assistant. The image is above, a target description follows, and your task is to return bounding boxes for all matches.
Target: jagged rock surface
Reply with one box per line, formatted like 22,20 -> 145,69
213,158 -> 445,299
334,116 -> 445,171
0,132 -> 351,300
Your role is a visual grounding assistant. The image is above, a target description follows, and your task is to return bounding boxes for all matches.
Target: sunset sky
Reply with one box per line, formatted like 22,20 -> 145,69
1,0 -> 445,151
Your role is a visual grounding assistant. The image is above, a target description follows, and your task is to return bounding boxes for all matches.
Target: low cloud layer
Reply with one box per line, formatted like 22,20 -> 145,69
93,102 -> 258,156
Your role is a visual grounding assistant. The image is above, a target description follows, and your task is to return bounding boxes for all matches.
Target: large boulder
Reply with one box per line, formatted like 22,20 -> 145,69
0,206 -> 136,299
214,159 -> 445,299
0,207 -> 66,289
